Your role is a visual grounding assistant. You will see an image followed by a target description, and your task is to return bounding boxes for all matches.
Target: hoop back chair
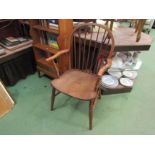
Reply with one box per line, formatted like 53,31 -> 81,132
46,23 -> 115,129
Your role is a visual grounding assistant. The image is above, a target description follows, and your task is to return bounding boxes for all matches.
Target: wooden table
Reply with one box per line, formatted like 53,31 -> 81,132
109,27 -> 152,93
113,27 -> 153,52
0,40 -> 32,64
0,42 -> 36,86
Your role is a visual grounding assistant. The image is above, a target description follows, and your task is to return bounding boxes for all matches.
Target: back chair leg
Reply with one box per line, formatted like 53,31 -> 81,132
51,87 -> 56,111
89,99 -> 95,130
38,70 -> 41,77
98,89 -> 101,99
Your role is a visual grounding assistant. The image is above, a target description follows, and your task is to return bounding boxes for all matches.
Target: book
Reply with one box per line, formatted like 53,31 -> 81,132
0,37 -> 28,47
0,45 -> 4,51
0,46 -> 6,56
0,38 -> 19,46
16,37 -> 28,42
39,19 -> 49,28
0,39 -> 32,50
49,24 -> 59,28
48,19 -> 58,25
48,19 -> 59,29
6,37 -> 19,43
47,34 -> 59,50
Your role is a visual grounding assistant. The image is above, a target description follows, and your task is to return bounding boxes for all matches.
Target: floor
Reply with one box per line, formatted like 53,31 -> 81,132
0,29 -> 155,135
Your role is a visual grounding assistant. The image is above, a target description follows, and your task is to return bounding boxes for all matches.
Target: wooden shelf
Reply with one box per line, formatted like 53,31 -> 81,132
30,19 -> 73,78
32,25 -> 59,34
36,58 -> 58,78
34,43 -> 59,54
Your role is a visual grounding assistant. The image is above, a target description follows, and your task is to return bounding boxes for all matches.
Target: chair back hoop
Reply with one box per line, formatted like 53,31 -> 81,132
69,23 -> 115,74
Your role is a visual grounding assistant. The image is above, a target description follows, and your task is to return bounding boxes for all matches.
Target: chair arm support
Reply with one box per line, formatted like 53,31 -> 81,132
46,49 -> 70,62
98,58 -> 112,76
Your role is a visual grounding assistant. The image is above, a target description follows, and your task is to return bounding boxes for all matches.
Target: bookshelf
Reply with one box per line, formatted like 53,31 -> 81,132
29,19 -> 73,78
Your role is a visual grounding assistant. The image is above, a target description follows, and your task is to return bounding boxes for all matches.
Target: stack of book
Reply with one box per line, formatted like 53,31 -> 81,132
40,32 -> 59,50
38,19 -> 49,27
48,19 -> 58,30
0,37 -> 21,46
0,37 -> 32,50
38,19 -> 59,50
38,19 -> 59,30
40,31 -> 48,45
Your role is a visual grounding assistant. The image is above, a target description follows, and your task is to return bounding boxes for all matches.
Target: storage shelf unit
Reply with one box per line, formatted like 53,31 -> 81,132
29,19 -> 73,78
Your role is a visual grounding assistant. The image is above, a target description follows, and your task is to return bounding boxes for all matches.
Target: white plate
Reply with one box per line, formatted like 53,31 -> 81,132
101,83 -> 118,88
108,71 -> 122,79
120,78 -> 134,87
101,75 -> 114,86
101,75 -> 119,88
100,82 -> 118,88
123,71 -> 138,79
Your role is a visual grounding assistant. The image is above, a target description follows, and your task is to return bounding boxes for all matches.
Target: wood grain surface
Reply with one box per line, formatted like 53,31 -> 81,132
0,81 -> 14,118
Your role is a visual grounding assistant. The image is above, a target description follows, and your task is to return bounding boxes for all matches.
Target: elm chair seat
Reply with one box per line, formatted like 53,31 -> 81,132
52,69 -> 99,100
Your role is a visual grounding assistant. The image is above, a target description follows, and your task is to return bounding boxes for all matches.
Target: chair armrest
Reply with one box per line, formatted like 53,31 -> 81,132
46,49 -> 70,62
98,58 -> 112,76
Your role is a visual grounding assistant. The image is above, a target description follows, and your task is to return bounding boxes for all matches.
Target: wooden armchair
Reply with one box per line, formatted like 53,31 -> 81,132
46,23 -> 115,129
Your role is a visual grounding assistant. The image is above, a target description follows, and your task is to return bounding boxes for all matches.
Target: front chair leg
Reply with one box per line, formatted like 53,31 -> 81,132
89,99 -> 95,130
51,87 -> 56,111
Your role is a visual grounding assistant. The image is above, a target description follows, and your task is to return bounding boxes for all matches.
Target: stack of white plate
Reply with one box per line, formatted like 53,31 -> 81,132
101,75 -> 119,88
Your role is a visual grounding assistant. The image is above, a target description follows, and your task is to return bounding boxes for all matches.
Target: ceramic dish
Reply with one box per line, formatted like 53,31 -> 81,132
123,70 -> 138,79
101,75 -> 119,88
108,70 -> 122,79
120,78 -> 134,87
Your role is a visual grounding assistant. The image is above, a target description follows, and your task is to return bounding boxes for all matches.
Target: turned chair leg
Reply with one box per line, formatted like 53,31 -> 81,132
98,89 -> 101,99
38,70 -> 41,78
38,70 -> 44,78
89,99 -> 95,130
51,87 -> 56,111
